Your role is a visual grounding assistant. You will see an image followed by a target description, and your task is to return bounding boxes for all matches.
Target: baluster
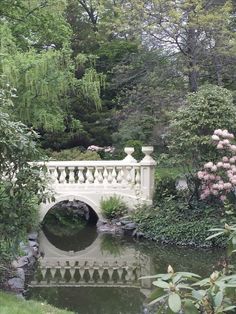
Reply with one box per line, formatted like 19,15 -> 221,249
98,268 -> 104,283
97,167 -> 104,183
116,167 -> 123,184
94,167 -> 99,184
41,268 -> 47,280
126,166 -> 132,184
78,167 -> 85,184
70,268 -> 76,282
103,167 -> 108,185
116,267 -> 123,282
112,167 -> 117,185
108,268 -> 113,283
50,267 -> 56,282
59,268 -> 66,281
88,268 -> 94,283
49,167 -> 58,184
86,167 -> 94,184
68,166 -> 75,184
79,267 -> 85,283
135,166 -> 141,189
107,167 -> 113,184
58,167 -> 66,184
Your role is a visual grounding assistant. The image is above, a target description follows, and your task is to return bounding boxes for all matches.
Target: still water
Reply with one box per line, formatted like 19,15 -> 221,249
27,224 -> 224,314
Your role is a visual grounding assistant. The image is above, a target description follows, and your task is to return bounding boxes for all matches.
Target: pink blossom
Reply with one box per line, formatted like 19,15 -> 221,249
230,145 -> 236,152
211,165 -> 217,172
203,174 -> 210,181
197,171 -> 204,179
212,190 -> 219,196
224,183 -> 232,189
204,162 -> 214,169
220,195 -> 226,201
212,134 -> 220,141
232,179 -> 236,185
218,184 -> 224,190
217,162 -> 223,168
230,157 -> 235,164
223,139 -> 230,145
217,143 -> 224,150
214,129 -> 223,136
223,163 -> 231,169
222,156 -> 229,162
222,130 -> 229,138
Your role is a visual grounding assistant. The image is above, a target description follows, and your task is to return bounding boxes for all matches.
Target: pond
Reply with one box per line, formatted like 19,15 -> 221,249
27,221 -> 225,314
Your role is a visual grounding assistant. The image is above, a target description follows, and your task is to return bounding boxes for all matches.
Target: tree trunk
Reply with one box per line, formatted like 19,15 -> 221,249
186,28 -> 198,92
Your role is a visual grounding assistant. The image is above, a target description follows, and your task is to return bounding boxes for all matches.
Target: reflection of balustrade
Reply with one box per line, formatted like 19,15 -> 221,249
30,260 -> 141,288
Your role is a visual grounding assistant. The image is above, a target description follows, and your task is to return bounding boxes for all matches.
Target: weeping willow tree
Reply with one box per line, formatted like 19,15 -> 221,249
0,23 -> 105,132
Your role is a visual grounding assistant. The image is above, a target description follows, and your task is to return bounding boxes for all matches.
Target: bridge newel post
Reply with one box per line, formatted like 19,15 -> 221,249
140,146 -> 156,201
123,147 -> 137,163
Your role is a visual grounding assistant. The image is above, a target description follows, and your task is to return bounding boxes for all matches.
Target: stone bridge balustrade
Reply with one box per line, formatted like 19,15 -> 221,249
35,146 -> 156,220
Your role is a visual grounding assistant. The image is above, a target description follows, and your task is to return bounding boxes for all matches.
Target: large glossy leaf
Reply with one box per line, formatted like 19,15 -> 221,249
152,280 -> 170,289
176,272 -> 201,278
168,293 -> 181,313
183,300 -> 199,314
147,287 -> 165,302
214,291 -> 223,307
206,232 -> 224,241
223,305 -> 236,312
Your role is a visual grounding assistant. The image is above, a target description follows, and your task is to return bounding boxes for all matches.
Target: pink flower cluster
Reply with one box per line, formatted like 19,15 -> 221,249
198,129 -> 235,201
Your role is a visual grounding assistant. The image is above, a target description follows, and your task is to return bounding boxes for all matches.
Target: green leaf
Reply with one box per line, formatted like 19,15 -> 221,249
223,306 -> 236,312
152,280 -> 170,289
147,288 -> 165,303
168,293 -> 182,313
176,272 -> 201,278
183,300 -> 199,314
192,289 -> 205,300
206,232 -> 224,241
214,291 -> 223,307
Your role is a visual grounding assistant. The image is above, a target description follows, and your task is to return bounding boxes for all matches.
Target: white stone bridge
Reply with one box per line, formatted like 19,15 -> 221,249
38,146 -> 156,221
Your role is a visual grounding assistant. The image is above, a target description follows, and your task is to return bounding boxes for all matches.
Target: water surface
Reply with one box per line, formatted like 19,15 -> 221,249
28,224 -> 225,314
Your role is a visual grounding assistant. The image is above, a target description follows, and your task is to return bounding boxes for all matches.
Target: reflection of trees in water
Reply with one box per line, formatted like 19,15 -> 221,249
135,241 -> 225,277
28,287 -> 144,314
100,234 -> 126,257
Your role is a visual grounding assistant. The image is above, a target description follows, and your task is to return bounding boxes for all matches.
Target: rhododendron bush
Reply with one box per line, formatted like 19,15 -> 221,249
198,129 -> 236,201
168,85 -> 236,168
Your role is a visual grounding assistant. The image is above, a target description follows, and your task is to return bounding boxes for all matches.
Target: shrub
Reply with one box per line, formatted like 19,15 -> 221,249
46,147 -> 101,161
168,85 -> 236,169
100,195 -> 128,219
132,197 -> 226,247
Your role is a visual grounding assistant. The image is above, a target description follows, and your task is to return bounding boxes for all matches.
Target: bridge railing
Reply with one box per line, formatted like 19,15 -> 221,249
34,146 -> 156,201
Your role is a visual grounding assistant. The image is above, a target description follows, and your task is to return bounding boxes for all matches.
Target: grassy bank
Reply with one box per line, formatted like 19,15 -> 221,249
0,291 -> 73,314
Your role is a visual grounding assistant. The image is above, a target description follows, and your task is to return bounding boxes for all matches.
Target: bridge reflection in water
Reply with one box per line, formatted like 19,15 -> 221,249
29,231 -> 153,299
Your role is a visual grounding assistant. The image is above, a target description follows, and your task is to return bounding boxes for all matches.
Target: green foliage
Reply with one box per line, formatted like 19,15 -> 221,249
0,88 -> 48,260
154,168 -> 183,203
46,147 -> 101,161
100,195 -> 128,219
168,85 -> 236,169
133,198 -> 226,247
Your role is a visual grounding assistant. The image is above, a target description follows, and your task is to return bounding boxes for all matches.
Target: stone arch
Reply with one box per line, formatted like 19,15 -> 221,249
39,194 -> 101,222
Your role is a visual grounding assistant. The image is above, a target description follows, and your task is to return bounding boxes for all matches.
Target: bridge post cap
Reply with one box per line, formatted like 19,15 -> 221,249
123,147 -> 137,163
140,146 -> 156,165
